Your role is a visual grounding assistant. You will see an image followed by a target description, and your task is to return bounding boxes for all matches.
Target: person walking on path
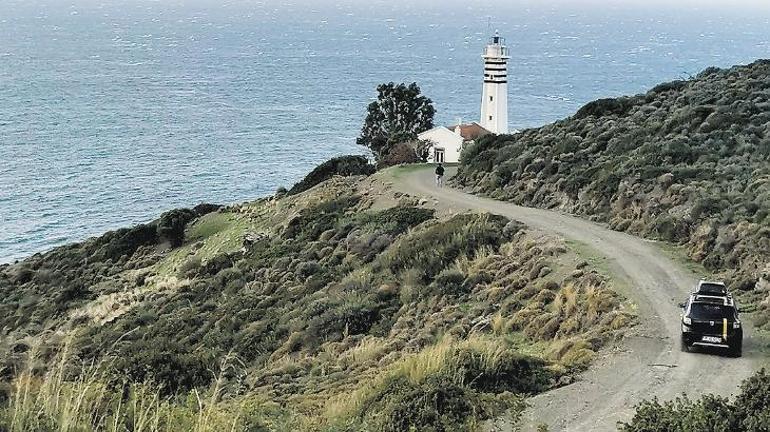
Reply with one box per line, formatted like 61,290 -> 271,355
435,163 -> 445,187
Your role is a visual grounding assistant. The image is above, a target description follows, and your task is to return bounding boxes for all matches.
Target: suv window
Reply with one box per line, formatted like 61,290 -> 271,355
698,283 -> 726,295
690,303 -> 734,320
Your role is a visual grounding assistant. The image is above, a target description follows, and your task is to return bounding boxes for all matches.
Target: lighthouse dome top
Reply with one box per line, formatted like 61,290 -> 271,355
491,30 -> 505,45
483,31 -> 509,59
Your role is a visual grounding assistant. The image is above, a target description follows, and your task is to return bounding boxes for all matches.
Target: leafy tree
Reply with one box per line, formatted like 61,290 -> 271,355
357,82 -> 436,160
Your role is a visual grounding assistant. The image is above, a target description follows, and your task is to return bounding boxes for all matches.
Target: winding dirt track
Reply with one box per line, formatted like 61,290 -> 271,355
392,167 -> 760,432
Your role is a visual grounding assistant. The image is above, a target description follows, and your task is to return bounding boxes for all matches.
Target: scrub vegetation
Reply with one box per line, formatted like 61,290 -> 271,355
0,160 -> 630,430
6,58 -> 768,431
620,369 -> 770,431
455,60 -> 770,323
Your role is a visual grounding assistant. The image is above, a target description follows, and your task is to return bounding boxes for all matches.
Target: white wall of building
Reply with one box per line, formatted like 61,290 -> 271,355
418,127 -> 464,163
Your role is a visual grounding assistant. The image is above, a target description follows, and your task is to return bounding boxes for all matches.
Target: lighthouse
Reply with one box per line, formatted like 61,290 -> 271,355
480,31 -> 509,134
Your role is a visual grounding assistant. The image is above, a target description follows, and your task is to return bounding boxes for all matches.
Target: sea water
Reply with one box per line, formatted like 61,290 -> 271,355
1,0 -> 769,262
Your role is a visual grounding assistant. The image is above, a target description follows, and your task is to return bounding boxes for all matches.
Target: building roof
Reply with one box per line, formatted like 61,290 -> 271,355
447,122 -> 491,141
418,126 -> 460,138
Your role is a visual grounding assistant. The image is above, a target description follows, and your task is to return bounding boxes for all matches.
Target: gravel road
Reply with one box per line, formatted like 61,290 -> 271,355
392,166 -> 761,432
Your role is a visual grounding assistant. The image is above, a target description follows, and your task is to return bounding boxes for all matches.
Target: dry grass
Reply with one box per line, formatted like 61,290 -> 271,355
322,336 -> 513,423
1,340 -> 256,432
338,336 -> 391,370
551,283 -> 579,317
454,245 -> 497,275
491,313 -> 507,335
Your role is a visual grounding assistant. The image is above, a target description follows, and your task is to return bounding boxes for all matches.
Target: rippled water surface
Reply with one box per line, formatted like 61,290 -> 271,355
2,0 -> 769,262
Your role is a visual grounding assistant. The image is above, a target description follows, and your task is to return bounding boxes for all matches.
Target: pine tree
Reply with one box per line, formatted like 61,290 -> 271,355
357,82 -> 435,160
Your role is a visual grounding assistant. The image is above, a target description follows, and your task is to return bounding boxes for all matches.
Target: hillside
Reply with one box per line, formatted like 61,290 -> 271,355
455,60 -> 770,322
0,168 -> 631,431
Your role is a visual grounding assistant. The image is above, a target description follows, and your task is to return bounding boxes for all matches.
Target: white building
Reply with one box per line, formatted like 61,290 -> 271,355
420,32 -> 510,163
418,123 -> 491,163
480,31 -> 509,134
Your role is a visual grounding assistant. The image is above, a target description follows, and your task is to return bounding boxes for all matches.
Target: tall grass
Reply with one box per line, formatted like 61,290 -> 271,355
322,336 -> 532,426
0,340 -> 254,432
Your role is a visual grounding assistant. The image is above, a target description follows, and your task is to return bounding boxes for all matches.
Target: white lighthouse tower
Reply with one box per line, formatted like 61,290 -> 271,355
480,31 -> 509,134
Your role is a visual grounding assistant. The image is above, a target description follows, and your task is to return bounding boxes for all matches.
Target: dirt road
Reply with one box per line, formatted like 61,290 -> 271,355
391,166 -> 760,432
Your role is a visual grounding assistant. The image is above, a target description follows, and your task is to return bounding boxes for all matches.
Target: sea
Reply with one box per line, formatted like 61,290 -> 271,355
1,0 -> 769,263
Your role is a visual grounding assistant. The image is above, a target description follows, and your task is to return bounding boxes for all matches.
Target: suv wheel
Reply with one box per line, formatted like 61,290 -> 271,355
729,340 -> 743,358
680,336 -> 690,353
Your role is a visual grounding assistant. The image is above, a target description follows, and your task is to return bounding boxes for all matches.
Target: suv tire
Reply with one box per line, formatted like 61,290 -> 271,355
680,336 -> 690,353
729,340 -> 743,358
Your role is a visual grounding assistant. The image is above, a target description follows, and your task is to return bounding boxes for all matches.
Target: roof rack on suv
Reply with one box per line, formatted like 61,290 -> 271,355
691,293 -> 734,307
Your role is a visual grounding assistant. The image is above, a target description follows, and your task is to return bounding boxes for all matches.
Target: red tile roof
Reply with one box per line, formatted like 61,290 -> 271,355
447,122 -> 492,141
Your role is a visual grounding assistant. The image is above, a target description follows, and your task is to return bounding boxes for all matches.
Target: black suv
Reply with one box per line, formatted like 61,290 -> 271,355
680,281 -> 743,357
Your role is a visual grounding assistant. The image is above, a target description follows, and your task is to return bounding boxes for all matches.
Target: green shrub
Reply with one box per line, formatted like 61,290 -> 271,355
178,255 -> 202,277
377,142 -> 423,168
451,347 -> 552,394
574,97 -> 638,119
289,155 -> 375,195
297,260 -> 322,278
338,339 -> 543,431
620,370 -> 770,431
157,208 -> 197,247
381,214 -> 508,282
306,293 -> 383,341
734,369 -> 770,429
283,197 -> 360,241
620,395 -> 736,432
432,269 -> 467,296
97,223 -> 158,260
650,214 -> 689,243
364,206 -> 435,235
112,339 -> 215,396
373,375 -> 479,432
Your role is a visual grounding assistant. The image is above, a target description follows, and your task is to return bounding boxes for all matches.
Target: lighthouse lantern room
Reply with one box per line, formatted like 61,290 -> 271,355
480,31 -> 509,134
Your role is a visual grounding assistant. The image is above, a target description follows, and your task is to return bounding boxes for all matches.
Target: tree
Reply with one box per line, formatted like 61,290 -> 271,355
376,140 -> 433,169
415,139 -> 432,162
357,82 -> 436,160
377,142 -> 422,169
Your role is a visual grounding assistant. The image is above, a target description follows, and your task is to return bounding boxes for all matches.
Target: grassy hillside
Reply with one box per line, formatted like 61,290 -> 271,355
0,171 -> 631,431
455,60 -> 770,322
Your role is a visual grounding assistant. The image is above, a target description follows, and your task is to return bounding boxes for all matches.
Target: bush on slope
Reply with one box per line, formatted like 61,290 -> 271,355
620,369 -> 770,432
455,60 -> 770,320
0,158 -> 632,431
288,155 -> 375,195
